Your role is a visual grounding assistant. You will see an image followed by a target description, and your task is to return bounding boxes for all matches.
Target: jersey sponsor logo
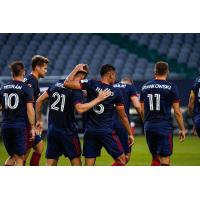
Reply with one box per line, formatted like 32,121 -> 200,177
142,84 -> 171,91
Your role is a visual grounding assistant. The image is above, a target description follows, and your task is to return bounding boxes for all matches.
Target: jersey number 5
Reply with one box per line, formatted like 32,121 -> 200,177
147,93 -> 160,111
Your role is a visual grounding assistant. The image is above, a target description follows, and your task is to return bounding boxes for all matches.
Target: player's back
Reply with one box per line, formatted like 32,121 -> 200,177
24,74 -> 40,103
113,82 -> 138,123
191,76 -> 200,116
140,79 -> 180,124
80,79 -> 123,131
0,80 -> 33,128
47,81 -> 82,134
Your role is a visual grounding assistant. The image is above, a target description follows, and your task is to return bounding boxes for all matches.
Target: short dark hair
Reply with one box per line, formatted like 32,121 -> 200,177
32,55 -> 49,70
9,61 -> 25,77
155,61 -> 169,76
100,64 -> 115,77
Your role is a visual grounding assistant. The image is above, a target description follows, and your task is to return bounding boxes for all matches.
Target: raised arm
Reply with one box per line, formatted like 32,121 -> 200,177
64,64 -> 88,90
188,90 -> 195,116
172,102 -> 186,142
75,89 -> 111,114
36,91 -> 49,133
116,105 -> 134,146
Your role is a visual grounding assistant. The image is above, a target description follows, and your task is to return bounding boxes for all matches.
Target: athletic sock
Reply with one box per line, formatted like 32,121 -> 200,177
30,152 -> 41,166
23,160 -> 26,166
112,162 -> 125,166
161,163 -> 170,166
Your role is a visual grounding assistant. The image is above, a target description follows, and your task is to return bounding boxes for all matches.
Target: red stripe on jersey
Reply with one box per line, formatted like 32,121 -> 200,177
173,99 -> 181,103
115,103 -> 124,107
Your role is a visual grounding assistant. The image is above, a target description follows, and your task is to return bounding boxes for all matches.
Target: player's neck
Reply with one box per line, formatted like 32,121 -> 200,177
31,71 -> 39,80
100,78 -> 111,85
155,76 -> 166,80
13,77 -> 23,82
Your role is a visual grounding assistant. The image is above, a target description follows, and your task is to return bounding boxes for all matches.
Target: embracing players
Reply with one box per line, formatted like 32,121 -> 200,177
36,69 -> 111,165
64,64 -> 134,166
0,61 -> 35,166
140,61 -> 186,166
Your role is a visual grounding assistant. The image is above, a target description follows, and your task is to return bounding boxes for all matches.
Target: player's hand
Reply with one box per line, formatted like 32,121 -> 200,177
97,89 -> 112,102
36,121 -> 43,135
30,128 -> 36,142
75,64 -> 89,73
128,135 -> 135,147
179,129 -> 186,143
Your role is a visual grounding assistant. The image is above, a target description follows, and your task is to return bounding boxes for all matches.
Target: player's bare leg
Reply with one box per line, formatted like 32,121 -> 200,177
112,153 -> 126,166
70,157 -> 82,166
160,156 -> 170,166
4,156 -> 15,166
125,152 -> 131,164
30,140 -> 44,166
15,155 -> 25,166
151,155 -> 160,166
85,158 -> 96,166
46,159 -> 58,166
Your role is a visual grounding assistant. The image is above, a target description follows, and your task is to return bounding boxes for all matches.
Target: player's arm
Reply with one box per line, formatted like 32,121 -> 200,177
26,102 -> 36,141
64,64 -> 88,90
116,105 -> 134,146
140,102 -> 144,121
131,95 -> 142,117
0,104 -> 2,111
172,102 -> 186,142
75,89 -> 111,114
36,91 -> 49,133
188,90 -> 195,116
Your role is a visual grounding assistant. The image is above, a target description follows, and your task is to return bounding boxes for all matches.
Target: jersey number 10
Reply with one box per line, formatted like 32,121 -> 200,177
3,93 -> 19,109
147,93 -> 160,111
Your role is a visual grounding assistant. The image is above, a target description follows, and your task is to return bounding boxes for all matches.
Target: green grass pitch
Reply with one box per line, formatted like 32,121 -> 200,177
0,135 -> 199,166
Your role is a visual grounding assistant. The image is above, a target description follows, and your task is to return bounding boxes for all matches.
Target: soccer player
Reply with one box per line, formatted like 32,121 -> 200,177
23,55 -> 49,165
64,64 -> 134,166
140,61 -> 186,166
112,76 -> 141,163
0,61 -> 35,166
36,70 -> 111,166
188,76 -> 200,138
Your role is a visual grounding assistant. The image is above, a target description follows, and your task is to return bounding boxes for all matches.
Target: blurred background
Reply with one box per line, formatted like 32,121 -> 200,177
0,33 -> 199,135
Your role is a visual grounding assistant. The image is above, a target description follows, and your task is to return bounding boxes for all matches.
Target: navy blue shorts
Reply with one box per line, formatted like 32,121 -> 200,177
83,128 -> 124,159
1,128 -> 27,156
113,126 -> 130,154
144,122 -> 173,157
46,127 -> 81,160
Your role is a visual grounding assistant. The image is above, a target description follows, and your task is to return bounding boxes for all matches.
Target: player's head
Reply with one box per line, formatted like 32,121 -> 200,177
32,55 -> 49,78
100,64 -> 116,84
154,61 -> 169,78
74,71 -> 88,81
121,75 -> 133,85
9,61 -> 25,79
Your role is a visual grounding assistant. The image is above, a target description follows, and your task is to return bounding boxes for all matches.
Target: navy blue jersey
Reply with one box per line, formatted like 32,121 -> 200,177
113,82 -> 138,123
140,79 -> 180,123
24,74 -> 40,103
47,81 -> 83,135
191,76 -> 200,116
80,79 -> 124,130
0,80 -> 34,128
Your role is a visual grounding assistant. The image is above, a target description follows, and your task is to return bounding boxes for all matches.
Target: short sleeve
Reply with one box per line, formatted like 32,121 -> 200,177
46,87 -> 51,96
114,88 -> 124,106
80,79 -> 92,91
72,90 -> 83,105
25,86 -> 34,103
130,85 -> 138,97
171,84 -> 180,103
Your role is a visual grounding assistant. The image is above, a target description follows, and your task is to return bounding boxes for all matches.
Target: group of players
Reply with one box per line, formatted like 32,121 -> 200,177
0,55 -> 199,166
